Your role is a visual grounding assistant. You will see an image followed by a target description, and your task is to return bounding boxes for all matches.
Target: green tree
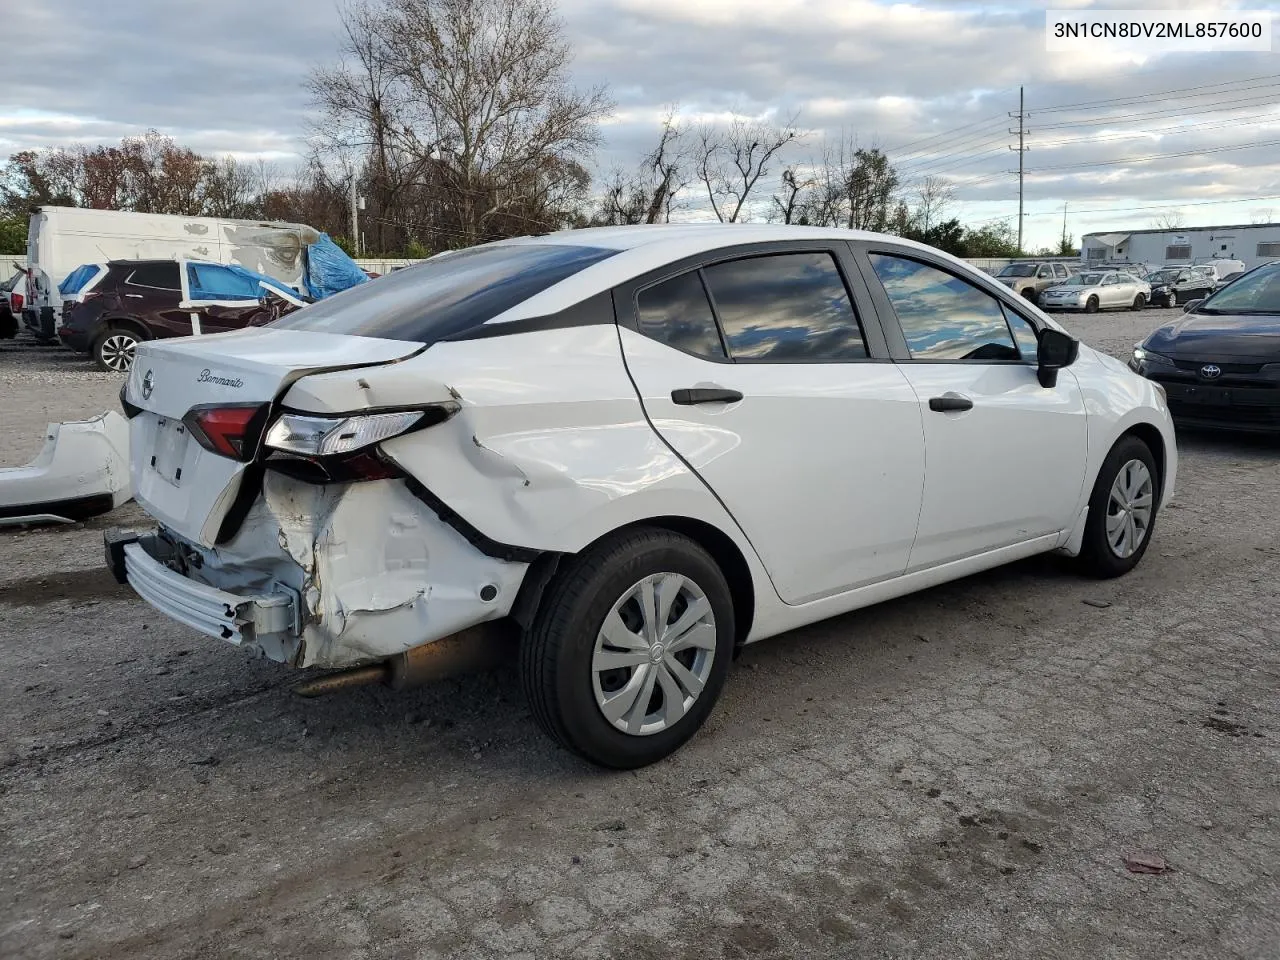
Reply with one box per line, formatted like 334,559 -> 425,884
0,217 -> 25,255
962,221 -> 1020,258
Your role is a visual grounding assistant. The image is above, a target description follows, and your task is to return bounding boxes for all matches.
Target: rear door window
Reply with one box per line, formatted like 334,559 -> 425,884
188,263 -> 261,301
700,251 -> 867,361
126,262 -> 181,291
271,243 -> 618,342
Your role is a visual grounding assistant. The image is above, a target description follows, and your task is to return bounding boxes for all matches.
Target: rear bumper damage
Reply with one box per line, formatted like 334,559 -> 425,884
0,412 -> 133,526
108,471 -> 532,669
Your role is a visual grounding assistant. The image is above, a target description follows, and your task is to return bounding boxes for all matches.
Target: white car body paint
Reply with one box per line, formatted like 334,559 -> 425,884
115,225 -> 1178,673
892,362 -> 1088,570
0,412 -> 133,526
616,325 -> 926,603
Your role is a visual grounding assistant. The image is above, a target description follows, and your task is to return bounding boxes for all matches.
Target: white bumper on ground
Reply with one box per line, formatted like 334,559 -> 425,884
0,411 -> 132,526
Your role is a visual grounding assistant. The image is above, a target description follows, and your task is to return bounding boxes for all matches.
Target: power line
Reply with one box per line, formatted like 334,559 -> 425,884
1026,137 -> 1280,174
1032,73 -> 1280,114
1032,91 -> 1280,131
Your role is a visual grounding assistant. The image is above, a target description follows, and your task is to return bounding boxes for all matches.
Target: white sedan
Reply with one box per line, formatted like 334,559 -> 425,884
107,225 -> 1176,768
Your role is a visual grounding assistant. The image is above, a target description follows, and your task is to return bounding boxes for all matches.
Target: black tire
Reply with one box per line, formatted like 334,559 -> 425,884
521,527 -> 735,768
1084,296 -> 1099,314
1078,435 -> 1160,579
1021,289 -> 1038,303
92,326 -> 142,373
1131,293 -> 1146,311
1167,291 -> 1177,308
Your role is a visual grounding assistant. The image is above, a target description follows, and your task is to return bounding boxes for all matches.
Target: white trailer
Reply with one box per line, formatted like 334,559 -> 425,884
22,206 -> 320,340
1081,222 -> 1280,273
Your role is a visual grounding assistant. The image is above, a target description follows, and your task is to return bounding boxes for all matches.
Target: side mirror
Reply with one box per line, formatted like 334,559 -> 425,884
1182,298 -> 1204,313
1036,328 -> 1079,388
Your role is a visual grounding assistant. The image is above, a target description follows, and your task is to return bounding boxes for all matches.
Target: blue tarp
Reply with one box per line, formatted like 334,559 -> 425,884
304,234 -> 369,300
188,262 -> 300,302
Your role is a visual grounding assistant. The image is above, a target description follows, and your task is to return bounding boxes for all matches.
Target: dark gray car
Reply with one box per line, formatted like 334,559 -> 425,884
1143,267 -> 1216,308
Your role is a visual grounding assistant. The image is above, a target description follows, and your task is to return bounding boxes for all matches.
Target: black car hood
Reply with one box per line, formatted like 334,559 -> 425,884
1145,311 -> 1280,360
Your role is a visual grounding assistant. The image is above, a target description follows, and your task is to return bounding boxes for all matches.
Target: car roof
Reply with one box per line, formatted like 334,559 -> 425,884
495,223 -> 937,254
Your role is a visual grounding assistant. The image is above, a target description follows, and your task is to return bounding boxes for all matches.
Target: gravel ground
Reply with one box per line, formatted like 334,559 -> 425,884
1,310 -> 1278,960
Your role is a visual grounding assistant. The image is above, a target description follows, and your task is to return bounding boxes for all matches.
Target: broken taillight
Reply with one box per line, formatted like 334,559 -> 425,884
10,292 -> 22,311
183,404 -> 269,461
261,404 -> 458,484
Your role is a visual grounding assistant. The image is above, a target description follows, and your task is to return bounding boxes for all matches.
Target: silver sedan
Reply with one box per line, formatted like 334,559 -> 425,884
1038,271 -> 1151,313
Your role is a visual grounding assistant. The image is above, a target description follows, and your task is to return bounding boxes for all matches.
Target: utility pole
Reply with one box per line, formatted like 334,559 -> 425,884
350,175 -> 360,257
1009,86 -> 1029,254
1061,201 -> 1069,254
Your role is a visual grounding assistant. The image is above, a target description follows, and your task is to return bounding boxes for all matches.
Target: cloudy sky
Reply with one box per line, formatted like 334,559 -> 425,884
4,0 -> 1278,249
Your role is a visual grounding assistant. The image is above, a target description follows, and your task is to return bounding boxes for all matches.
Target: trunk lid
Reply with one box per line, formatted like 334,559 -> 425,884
127,328 -> 424,547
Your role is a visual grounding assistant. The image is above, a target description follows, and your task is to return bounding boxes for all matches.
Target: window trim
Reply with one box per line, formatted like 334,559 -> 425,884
124,263 -> 182,293
849,241 -> 1044,365
615,240 -> 894,364
631,267 -> 732,364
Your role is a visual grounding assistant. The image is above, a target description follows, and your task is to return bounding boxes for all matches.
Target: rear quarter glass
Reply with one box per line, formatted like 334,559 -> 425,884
271,243 -> 618,343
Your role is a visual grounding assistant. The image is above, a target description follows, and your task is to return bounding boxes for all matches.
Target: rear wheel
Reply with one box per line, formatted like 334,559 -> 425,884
521,527 -> 735,768
1084,296 -> 1099,313
1131,293 -> 1146,311
1078,436 -> 1159,579
93,327 -> 141,373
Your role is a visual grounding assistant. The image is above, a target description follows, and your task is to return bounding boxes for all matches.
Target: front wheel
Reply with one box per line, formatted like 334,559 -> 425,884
93,328 -> 141,373
1167,291 -> 1177,308
521,528 -> 735,768
1084,296 -> 1099,314
1078,436 -> 1159,578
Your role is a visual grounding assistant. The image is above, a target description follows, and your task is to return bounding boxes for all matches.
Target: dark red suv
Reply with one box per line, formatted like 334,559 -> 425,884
58,258 -> 306,372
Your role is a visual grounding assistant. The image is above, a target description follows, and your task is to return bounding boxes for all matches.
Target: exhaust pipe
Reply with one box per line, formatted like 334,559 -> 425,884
292,621 -> 518,698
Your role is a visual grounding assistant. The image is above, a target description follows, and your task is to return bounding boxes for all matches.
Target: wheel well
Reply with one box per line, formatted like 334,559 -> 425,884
600,516 -> 756,647
100,317 -> 149,340
1119,423 -> 1166,497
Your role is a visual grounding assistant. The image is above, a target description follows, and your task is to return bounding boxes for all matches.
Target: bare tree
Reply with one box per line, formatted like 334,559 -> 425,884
309,0 -> 610,249
1149,210 -> 1186,230
592,108 -> 689,226
1251,207 -> 1275,224
787,136 -> 899,231
696,114 -> 799,223
912,175 -> 955,234
771,167 -> 812,224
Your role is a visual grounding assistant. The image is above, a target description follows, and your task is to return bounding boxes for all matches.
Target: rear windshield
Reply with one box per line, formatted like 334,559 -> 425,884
270,242 -> 618,342
59,264 -> 102,295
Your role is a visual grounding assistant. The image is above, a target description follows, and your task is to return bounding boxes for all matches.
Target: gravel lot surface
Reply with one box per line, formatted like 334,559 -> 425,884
2,309 -> 1278,959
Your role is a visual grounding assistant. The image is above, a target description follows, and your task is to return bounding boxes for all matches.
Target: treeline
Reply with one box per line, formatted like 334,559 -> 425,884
0,0 -> 1069,261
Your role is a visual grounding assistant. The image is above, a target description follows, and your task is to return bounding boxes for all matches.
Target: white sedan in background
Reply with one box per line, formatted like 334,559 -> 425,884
107,225 -> 1176,768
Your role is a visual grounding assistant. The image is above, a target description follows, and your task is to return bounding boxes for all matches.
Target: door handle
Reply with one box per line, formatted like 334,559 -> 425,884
124,293 -> 144,298
928,394 -> 973,412
671,387 -> 743,405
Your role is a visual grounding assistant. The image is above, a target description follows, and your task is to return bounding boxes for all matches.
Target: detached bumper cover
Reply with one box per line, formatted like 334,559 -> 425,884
109,530 -> 298,647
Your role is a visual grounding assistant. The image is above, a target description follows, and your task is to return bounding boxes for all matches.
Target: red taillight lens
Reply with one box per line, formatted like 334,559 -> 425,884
183,404 -> 268,461
11,293 -> 22,311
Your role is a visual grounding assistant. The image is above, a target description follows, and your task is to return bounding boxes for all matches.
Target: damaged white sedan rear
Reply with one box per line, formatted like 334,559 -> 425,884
108,225 -> 1177,768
